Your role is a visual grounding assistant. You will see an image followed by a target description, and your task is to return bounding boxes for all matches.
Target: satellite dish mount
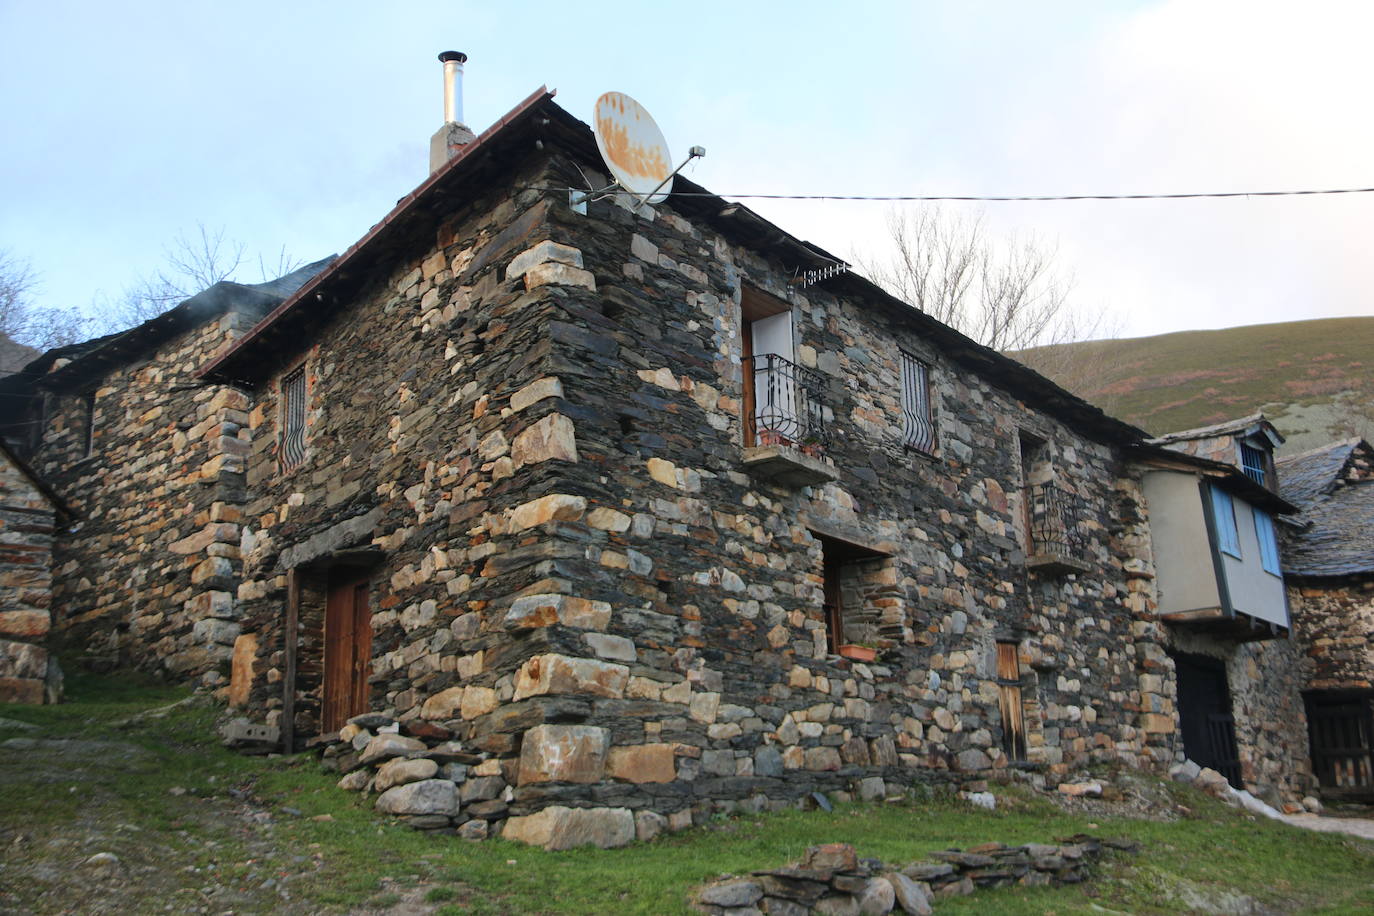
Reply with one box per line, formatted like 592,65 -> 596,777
572,92 -> 704,214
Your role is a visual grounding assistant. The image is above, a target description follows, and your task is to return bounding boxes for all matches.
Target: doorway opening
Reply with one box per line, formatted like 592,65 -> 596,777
1173,652 -> 1242,787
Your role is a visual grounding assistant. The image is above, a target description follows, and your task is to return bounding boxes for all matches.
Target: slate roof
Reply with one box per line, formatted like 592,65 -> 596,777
1148,413 -> 1284,448
40,256 -> 335,391
1277,438 -> 1374,577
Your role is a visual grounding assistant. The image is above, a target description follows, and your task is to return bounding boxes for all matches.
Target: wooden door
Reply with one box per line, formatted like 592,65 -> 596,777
1174,653 -> 1241,787
1306,692 -> 1374,798
822,556 -> 844,652
996,643 -> 1028,762
322,576 -> 371,733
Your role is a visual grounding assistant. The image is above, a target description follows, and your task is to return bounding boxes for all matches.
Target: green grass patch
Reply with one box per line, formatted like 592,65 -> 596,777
4,675 -> 1374,915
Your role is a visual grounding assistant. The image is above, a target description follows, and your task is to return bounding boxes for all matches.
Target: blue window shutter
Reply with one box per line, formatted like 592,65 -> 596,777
1252,507 -> 1281,575
1210,486 -> 1240,558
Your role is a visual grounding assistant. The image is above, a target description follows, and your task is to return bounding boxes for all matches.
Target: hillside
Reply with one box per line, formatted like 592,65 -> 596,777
1016,316 -> 1374,454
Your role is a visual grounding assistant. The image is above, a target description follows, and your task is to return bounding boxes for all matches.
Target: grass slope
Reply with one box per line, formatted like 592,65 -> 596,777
3,674 -> 1373,914
1016,316 -> 1374,450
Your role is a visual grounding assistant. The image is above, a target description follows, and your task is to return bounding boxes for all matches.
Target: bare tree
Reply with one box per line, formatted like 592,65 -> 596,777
91,224 -> 247,333
859,207 -> 1120,405
0,250 -> 90,370
89,224 -> 304,335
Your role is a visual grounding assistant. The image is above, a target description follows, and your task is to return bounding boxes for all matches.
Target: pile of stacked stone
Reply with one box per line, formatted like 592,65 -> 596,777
694,837 -> 1135,915
321,712 -> 504,839
321,710 -> 688,844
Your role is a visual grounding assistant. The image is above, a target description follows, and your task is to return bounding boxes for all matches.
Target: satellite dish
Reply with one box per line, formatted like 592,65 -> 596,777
593,92 -> 675,205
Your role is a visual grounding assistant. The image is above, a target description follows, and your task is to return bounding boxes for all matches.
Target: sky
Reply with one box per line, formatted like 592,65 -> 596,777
2,0 -> 1371,342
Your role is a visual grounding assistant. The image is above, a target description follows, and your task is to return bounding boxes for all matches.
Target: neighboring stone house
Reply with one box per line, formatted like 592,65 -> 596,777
0,440 -> 68,703
1278,437 -> 1374,799
1137,416 -> 1311,797
0,261 -> 329,681
173,88 -> 1316,842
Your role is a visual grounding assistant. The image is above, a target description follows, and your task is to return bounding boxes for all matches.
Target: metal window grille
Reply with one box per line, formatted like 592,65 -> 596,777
899,351 -> 934,453
1027,483 -> 1087,556
749,353 -> 827,449
280,366 -> 307,471
1239,443 -> 1267,486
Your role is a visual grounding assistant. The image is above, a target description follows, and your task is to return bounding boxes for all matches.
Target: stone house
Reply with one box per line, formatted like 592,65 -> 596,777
1277,437 -> 1374,799
1137,416 -> 1311,795
0,261 -> 329,680
176,86 -> 1318,840
0,440 -> 68,703
1,84 -> 1326,841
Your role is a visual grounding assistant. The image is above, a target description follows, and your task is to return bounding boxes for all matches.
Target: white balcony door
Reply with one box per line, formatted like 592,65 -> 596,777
751,311 -> 796,441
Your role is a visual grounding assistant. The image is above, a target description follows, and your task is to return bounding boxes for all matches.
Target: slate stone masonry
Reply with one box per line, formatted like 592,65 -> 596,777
29,311 -> 258,683
0,450 -> 62,703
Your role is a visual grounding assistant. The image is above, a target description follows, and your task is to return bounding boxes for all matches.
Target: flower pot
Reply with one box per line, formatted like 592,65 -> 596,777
838,644 -> 876,662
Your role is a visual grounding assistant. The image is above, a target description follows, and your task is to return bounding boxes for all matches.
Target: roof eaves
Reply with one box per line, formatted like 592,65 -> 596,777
1132,443 -> 1296,514
1147,413 -> 1279,446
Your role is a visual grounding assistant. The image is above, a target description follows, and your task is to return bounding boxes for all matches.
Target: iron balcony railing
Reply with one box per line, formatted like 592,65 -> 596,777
1027,482 -> 1087,557
748,353 -> 828,452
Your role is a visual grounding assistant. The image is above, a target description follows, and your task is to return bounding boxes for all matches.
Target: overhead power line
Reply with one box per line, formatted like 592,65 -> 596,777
531,185 -> 1374,203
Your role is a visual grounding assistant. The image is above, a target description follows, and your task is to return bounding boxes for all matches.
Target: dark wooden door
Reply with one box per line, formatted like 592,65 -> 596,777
1306,692 -> 1374,798
322,576 -> 371,733
822,556 -> 844,652
1174,653 -> 1241,787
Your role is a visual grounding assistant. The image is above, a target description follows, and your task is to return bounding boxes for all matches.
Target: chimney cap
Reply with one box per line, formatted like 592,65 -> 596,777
438,51 -> 468,64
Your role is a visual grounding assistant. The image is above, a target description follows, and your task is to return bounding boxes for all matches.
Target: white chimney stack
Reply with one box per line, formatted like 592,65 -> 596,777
440,50 -> 466,125
430,51 -> 476,174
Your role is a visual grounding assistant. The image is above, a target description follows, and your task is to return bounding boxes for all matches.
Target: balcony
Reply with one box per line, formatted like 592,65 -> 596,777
741,353 -> 837,488
1025,483 -> 1091,575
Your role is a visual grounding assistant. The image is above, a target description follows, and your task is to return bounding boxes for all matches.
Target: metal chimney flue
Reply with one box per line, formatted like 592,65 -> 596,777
430,51 -> 475,174
439,50 -> 467,125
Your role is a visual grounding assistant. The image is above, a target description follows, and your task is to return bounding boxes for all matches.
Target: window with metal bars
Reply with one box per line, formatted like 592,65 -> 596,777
280,366 -> 307,472
899,351 -> 934,453
996,642 -> 1027,761
1239,442 -> 1268,487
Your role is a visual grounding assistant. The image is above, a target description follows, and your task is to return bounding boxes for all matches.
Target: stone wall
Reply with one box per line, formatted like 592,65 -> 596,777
29,311 -> 258,683
0,450 -> 60,703
1289,576 -> 1374,690
233,159 -> 583,740
481,161 -> 1185,821
1167,629 -> 1313,800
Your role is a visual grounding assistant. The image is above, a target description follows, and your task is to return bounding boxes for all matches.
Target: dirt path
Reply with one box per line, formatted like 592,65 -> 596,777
1279,812 -> 1374,841
0,708 -> 341,915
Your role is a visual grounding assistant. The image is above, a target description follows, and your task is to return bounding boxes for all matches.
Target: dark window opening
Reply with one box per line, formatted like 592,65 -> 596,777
816,532 -> 890,654
80,391 -> 96,458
